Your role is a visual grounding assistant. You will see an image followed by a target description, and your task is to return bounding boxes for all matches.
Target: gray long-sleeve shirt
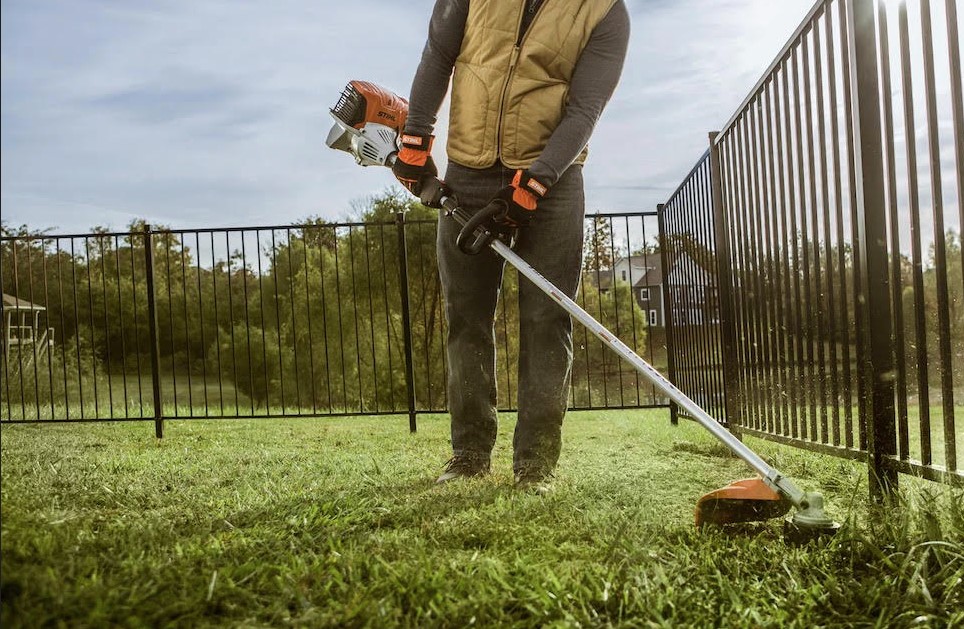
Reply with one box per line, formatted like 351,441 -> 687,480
405,0 -> 630,186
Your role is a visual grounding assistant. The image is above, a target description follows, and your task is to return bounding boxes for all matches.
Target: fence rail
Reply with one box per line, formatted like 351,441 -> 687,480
661,0 -> 962,489
1,210 -> 665,432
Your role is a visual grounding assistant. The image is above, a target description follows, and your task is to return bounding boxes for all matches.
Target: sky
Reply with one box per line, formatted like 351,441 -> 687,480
0,0 -> 902,235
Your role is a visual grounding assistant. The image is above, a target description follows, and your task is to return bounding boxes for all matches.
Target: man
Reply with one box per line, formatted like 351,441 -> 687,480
393,0 -> 630,491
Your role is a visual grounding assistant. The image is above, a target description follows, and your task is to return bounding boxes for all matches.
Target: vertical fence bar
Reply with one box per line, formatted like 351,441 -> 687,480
897,0 -> 932,466
610,217 -> 645,406
0,243 -> 8,420
701,162 -> 724,419
605,217 -> 626,407
826,3 -> 848,449
55,240 -> 71,420
700,164 -> 724,420
846,0 -> 897,498
396,212 -> 418,432
143,225 -> 163,438
709,132 -> 742,430
792,45 -> 816,440
919,0 -> 956,472
68,240 -> 83,419
318,227 -> 334,412
778,60 -> 801,441
113,236 -> 128,418
737,117 -> 761,431
755,90 -> 780,435
657,204 -> 679,424
641,216 -> 659,405
84,238 -> 100,418
840,0 -> 868,450
347,227 -> 364,412
878,1 -> 910,461
802,30 -> 822,442
303,228 -> 319,414
163,236 -> 176,416
257,231 -> 269,414
948,0 -> 964,298
210,233 -> 225,415
813,16 -> 832,444
591,219 -> 612,406
761,83 -> 784,437
287,229 -> 305,412
24,241 -> 41,420
771,76 -> 791,437
944,0 -> 962,472
727,133 -> 747,425
362,228 -> 380,412
178,233 -> 192,416
268,230 -> 284,414
195,233 -> 209,418
225,232 -> 240,414
13,241 -> 26,419
240,232 -> 255,416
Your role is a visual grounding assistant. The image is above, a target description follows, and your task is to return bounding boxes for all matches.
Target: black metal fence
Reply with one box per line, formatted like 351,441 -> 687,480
0,210 -> 665,433
661,0 -> 962,489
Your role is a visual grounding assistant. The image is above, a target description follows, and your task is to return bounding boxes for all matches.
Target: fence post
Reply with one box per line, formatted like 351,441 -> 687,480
846,0 -> 897,499
657,204 -> 679,425
395,211 -> 418,433
707,132 -> 743,437
143,224 -> 164,438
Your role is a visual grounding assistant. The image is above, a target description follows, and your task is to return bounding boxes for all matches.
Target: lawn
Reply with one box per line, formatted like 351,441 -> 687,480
1,410 -> 961,627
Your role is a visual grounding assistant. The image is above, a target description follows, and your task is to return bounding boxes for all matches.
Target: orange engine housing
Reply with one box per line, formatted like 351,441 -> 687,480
346,80 -> 408,132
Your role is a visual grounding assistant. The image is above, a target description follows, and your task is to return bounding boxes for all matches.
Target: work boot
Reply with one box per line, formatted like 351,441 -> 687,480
514,464 -> 554,496
436,454 -> 490,484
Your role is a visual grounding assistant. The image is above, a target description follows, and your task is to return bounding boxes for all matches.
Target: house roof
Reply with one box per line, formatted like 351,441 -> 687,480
588,255 -> 663,291
618,255 -> 663,288
1,294 -> 46,310
633,264 -> 662,288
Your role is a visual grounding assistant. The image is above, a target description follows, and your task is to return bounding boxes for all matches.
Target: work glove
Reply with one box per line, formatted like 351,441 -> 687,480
392,132 -> 438,197
485,169 -> 549,231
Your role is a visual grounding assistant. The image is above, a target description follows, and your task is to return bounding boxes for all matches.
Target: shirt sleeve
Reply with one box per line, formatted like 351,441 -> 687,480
528,1 -> 631,187
404,0 -> 469,136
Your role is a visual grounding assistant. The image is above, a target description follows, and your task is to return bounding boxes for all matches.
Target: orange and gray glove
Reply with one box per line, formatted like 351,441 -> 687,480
487,169 -> 549,230
391,132 -> 438,197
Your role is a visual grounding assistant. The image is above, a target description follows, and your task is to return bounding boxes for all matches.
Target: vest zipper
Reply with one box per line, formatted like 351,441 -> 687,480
496,0 -> 549,162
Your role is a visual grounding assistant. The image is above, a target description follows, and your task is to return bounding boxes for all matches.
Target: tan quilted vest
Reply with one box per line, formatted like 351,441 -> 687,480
447,0 -> 616,169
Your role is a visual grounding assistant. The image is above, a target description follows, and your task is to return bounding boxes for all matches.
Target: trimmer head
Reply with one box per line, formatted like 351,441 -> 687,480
783,492 -> 841,544
696,478 -> 841,543
695,478 -> 792,527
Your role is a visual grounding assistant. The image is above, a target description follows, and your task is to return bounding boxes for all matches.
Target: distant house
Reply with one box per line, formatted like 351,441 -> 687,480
663,253 -> 719,326
589,251 -> 718,327
2,294 -> 54,361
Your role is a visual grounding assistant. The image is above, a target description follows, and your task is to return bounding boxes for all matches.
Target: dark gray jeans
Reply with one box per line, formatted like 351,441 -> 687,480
438,161 -> 585,473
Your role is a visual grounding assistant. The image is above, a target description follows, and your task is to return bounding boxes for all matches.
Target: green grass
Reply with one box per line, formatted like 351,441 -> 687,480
2,411 -> 962,627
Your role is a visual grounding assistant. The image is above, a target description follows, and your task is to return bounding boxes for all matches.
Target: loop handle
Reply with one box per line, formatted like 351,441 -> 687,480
456,201 -> 506,255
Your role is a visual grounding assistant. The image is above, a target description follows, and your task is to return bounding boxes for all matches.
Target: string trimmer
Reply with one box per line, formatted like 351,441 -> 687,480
325,80 -> 840,542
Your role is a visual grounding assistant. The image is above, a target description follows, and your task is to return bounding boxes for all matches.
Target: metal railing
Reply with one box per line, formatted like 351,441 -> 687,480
0,210 -> 665,433
661,0 -> 962,489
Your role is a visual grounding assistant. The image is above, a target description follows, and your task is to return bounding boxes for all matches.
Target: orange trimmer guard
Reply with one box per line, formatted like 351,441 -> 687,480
695,478 -> 792,528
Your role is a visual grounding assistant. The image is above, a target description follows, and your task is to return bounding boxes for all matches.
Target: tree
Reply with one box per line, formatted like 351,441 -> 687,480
583,215 -> 614,271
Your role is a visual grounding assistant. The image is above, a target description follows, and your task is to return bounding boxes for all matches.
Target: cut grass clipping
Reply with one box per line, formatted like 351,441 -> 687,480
2,410 -> 961,627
